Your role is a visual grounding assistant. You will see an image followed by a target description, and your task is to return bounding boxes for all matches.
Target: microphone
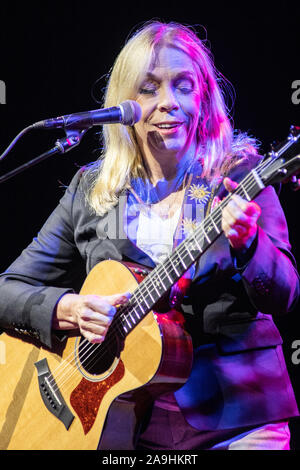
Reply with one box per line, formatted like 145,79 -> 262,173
32,100 -> 142,130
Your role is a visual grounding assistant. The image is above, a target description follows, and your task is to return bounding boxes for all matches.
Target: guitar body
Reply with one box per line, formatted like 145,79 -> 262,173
2,126 -> 298,450
0,260 -> 193,450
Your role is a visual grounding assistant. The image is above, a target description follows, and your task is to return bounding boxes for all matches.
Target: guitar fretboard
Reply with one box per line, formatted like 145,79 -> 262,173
113,167 -> 265,338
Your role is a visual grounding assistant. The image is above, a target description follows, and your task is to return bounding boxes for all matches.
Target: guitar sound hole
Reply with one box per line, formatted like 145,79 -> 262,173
78,329 -> 120,376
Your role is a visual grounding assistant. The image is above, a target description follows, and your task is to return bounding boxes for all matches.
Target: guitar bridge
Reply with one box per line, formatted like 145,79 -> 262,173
35,358 -> 74,430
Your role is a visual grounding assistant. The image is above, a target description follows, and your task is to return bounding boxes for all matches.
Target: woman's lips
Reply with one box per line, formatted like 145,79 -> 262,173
153,121 -> 184,135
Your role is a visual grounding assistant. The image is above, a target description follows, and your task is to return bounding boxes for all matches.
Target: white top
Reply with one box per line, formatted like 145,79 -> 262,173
136,205 -> 182,265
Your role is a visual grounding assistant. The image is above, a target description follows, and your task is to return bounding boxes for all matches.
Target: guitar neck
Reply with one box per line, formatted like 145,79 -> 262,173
114,128 -> 300,336
114,166 -> 267,337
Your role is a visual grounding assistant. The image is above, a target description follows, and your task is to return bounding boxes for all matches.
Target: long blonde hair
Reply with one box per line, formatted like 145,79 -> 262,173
86,21 -> 259,216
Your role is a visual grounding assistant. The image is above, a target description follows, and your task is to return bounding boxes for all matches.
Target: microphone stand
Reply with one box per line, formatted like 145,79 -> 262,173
0,128 -> 87,185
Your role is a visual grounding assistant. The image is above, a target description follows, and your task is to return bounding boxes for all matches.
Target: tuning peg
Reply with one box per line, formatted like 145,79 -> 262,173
289,125 -> 300,140
270,140 -> 279,150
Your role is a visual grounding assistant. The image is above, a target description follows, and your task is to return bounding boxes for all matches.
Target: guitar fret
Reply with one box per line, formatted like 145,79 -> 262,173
140,292 -> 150,309
124,316 -> 131,330
192,233 -> 203,253
201,225 -> 211,243
210,214 -> 220,234
156,269 -> 167,290
169,256 -> 180,276
239,182 -> 251,201
128,312 -> 136,324
185,243 -> 194,260
149,275 -> 164,297
111,129 -> 300,342
137,302 -> 146,315
177,251 -> 187,269
151,279 -> 162,297
143,281 -> 156,303
251,169 -> 265,191
203,217 -> 221,241
161,263 -> 174,284
133,306 -> 141,319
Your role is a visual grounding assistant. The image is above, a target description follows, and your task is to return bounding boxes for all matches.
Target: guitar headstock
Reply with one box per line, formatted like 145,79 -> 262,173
258,126 -> 300,188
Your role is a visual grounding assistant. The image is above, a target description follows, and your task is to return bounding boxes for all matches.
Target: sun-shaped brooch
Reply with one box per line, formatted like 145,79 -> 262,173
188,183 -> 211,204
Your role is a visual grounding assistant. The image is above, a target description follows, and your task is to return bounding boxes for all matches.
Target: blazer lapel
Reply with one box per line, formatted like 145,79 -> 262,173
96,190 -> 155,269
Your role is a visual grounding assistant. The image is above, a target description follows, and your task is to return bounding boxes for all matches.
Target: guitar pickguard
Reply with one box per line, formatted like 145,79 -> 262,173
70,359 -> 125,434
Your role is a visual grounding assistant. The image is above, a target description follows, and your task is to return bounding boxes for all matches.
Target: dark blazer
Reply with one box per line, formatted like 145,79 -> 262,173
0,161 -> 299,431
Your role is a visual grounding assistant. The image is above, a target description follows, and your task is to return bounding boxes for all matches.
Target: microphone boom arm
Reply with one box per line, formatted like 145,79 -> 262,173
0,128 -> 87,185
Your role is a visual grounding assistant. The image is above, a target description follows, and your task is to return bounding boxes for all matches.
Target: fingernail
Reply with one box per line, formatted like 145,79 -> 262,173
92,336 -> 103,344
125,292 -> 132,300
109,306 -> 116,315
228,229 -> 236,237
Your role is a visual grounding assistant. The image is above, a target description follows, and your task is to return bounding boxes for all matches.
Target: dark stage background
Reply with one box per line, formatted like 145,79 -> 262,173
0,1 -> 299,449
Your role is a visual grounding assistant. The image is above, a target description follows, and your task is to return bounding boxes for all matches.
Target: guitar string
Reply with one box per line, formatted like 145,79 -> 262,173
57,140 -> 295,390
47,169 -> 264,392
46,154 -> 274,389
47,171 -> 263,393
51,174 -> 260,394
46,148 -> 295,390
47,168 -> 265,392
46,145 -> 300,391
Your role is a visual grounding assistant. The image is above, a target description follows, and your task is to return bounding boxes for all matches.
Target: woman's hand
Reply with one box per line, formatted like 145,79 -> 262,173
221,177 -> 261,251
52,292 -> 131,343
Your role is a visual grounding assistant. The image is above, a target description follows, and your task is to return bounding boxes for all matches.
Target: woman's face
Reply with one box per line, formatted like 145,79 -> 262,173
134,45 -> 202,166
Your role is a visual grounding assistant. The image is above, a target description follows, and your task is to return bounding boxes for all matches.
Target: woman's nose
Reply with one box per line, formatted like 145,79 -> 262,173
157,85 -> 179,113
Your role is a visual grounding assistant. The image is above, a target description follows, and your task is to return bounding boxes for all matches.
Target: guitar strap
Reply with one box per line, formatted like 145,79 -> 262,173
170,162 -> 221,309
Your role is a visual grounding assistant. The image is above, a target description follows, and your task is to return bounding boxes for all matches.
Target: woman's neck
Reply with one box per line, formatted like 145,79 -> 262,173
143,146 -> 197,187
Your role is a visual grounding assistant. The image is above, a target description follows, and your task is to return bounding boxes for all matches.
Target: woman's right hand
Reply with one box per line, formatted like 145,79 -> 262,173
52,292 -> 131,343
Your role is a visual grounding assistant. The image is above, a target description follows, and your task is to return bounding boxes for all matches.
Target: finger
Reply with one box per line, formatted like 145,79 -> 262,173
80,320 -> 109,337
223,177 -> 238,193
106,292 -> 132,306
83,295 -> 118,316
80,308 -> 114,326
226,228 -> 240,240
211,196 -> 221,210
223,200 -> 249,227
231,194 -> 248,211
90,335 -> 105,344
231,195 -> 261,218
222,214 -> 248,238
244,201 -> 261,218
227,197 -> 261,227
81,329 -> 106,344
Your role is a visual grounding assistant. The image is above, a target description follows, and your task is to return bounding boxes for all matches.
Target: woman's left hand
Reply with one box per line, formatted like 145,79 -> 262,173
221,177 -> 261,251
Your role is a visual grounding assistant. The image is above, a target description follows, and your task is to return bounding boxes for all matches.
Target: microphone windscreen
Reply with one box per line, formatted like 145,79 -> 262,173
120,100 -> 142,126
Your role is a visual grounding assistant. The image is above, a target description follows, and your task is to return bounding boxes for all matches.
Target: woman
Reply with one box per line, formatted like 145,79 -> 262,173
0,21 -> 299,450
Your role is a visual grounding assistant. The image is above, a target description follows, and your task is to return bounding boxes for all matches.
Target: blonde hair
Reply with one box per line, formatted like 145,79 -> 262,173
86,21 -> 259,216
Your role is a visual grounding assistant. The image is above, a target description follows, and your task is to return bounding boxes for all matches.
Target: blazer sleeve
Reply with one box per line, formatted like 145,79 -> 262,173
0,169 -> 86,348
225,160 -> 300,315
239,184 -> 299,314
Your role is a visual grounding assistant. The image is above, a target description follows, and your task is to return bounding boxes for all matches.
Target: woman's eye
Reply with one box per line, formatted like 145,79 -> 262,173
177,87 -> 193,94
176,80 -> 194,94
139,86 -> 157,95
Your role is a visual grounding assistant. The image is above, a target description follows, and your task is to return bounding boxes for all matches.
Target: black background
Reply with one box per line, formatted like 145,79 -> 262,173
0,0 -> 299,449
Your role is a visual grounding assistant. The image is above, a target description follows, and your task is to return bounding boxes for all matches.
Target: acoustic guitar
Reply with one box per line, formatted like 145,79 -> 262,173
0,126 -> 299,450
